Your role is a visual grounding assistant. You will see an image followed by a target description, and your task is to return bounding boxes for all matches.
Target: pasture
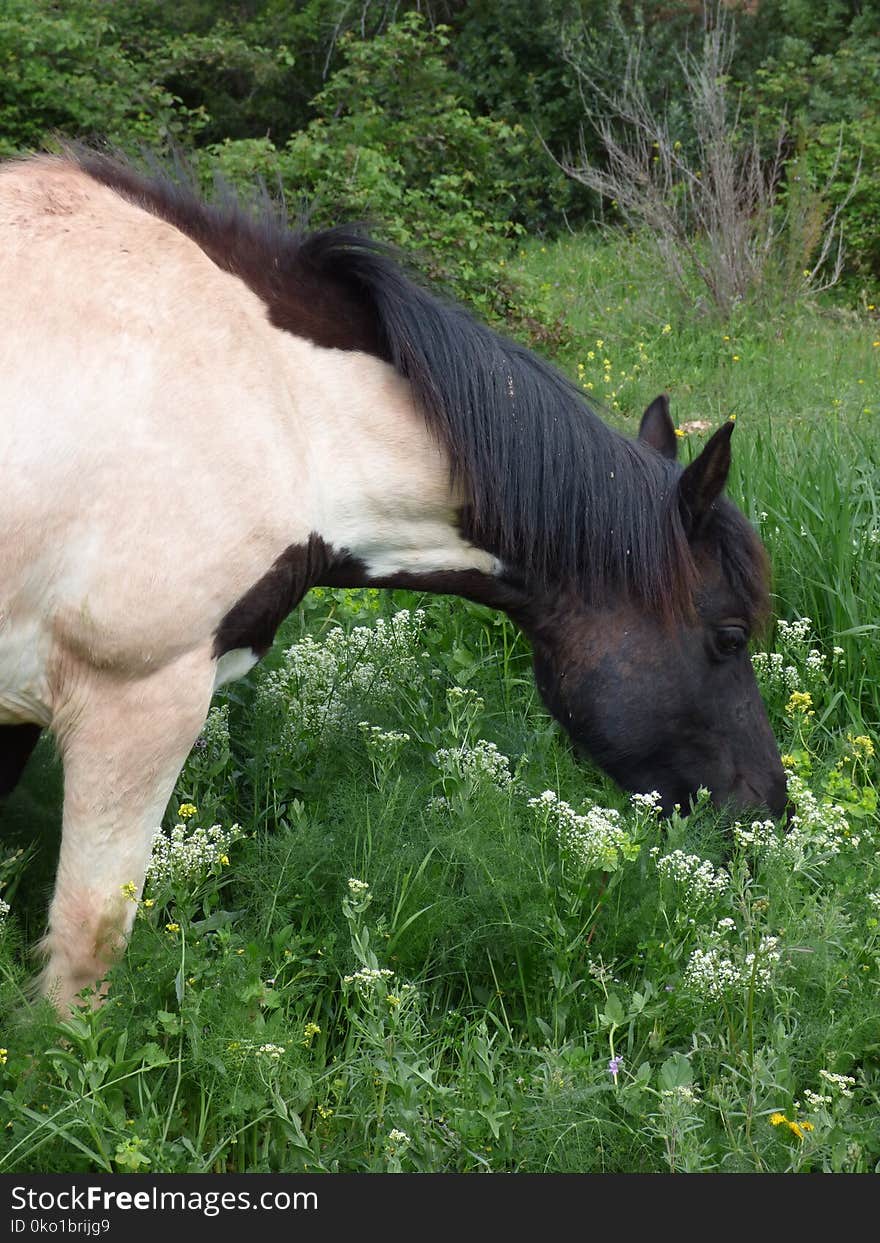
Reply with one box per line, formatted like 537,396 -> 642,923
1,233 -> 877,1174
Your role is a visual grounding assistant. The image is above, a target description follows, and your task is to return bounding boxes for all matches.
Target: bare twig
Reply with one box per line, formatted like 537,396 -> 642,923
558,5 -> 856,315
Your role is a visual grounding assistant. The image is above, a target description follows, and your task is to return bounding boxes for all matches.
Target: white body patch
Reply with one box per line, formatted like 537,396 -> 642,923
214,647 -> 259,688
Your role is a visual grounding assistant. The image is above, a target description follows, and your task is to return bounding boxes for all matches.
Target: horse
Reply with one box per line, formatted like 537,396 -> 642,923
0,150 -> 787,1010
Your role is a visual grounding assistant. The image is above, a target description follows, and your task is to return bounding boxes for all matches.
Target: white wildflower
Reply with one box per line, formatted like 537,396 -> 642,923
146,821 -> 240,889
776,617 -> 812,648
359,722 -> 410,757
818,1069 -> 856,1098
743,935 -> 781,988
683,946 -> 743,1000
529,791 -> 638,872
656,850 -> 730,903
343,966 -> 394,988
347,878 -> 370,898
787,774 -> 857,852
257,1044 -> 286,1059
199,703 -> 230,753
683,935 -> 780,1001
587,956 -> 615,984
259,609 -> 427,739
435,739 -> 513,790
0,897 -> 9,927
737,774 -> 859,869
751,651 -> 801,693
660,1085 -> 700,1105
630,790 -> 663,817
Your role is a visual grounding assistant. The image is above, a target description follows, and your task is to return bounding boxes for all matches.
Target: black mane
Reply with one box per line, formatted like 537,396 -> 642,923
72,148 -> 767,622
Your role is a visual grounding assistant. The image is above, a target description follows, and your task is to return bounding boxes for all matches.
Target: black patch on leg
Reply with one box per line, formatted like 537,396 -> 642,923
214,532 -> 532,663
213,534 -> 336,659
0,724 -> 43,798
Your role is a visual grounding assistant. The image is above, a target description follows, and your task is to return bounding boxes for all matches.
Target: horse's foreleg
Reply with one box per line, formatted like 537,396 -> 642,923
40,651 -> 216,1010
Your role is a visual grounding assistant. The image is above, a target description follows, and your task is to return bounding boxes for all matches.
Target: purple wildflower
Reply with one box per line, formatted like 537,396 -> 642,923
608,1055 -> 624,1078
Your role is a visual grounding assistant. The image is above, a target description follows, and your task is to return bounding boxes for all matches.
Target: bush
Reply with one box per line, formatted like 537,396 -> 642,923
0,0 -> 202,155
753,36 -> 880,281
206,14 -> 536,323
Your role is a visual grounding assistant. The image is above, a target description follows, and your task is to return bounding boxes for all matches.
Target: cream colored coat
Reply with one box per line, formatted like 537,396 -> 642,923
0,157 -> 493,1007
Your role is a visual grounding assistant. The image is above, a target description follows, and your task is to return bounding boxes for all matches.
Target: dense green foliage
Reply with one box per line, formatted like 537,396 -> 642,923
1,236 -> 878,1173
205,16 -> 529,318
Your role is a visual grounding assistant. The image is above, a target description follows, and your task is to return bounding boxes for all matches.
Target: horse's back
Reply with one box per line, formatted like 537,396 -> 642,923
0,157 -> 311,695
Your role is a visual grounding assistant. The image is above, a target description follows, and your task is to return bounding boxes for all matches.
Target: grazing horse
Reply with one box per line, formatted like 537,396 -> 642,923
0,152 -> 786,1009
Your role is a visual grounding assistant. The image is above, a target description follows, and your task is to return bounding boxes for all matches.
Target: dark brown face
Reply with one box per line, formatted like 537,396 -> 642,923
528,587 -> 787,817
520,396 -> 787,819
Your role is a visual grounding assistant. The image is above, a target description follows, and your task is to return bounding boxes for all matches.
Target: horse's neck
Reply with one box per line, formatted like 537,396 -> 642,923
277,334 -> 500,586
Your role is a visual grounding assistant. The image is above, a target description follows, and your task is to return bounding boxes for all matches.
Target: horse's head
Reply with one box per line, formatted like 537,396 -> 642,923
520,397 -> 787,818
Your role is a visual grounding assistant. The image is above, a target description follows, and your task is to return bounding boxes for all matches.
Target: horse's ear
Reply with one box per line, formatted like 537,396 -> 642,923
638,394 -> 678,460
677,420 -> 734,534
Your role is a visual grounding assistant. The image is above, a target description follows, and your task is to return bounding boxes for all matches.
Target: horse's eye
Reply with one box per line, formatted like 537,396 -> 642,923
714,625 -> 748,657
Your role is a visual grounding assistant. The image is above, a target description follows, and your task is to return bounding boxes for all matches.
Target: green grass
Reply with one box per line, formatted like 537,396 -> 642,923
0,233 -> 878,1173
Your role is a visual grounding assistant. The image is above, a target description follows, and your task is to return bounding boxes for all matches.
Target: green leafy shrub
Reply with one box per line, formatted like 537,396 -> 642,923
753,35 -> 880,280
0,0 -> 206,155
206,14 -> 535,323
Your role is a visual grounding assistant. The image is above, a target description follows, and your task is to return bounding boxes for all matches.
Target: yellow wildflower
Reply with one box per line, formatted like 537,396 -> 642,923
849,734 -> 875,758
662,323 -> 672,334
0,1048 -> 7,1066
780,754 -> 796,769
165,922 -> 180,933
786,691 -> 814,717
177,803 -> 198,819
121,881 -> 138,903
770,1113 -> 786,1126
